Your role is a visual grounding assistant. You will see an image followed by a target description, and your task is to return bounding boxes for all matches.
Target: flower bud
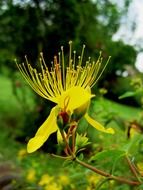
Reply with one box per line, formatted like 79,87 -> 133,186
72,100 -> 90,122
56,111 -> 70,129
57,114 -> 64,129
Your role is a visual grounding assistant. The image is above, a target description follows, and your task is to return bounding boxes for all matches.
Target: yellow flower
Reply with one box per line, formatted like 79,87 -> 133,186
18,148 -> 27,160
86,173 -> 104,190
44,183 -> 62,190
86,186 -> 92,190
38,174 -> 54,186
26,168 -> 36,182
137,162 -> 143,176
58,174 -> 70,186
38,174 -> 62,190
87,173 -> 101,185
17,41 -> 114,153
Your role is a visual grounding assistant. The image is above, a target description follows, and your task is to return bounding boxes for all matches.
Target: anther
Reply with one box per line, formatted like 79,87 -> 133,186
69,41 -> 72,45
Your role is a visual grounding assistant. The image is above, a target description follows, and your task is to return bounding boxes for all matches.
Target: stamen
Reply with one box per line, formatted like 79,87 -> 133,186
51,61 -> 54,71
58,52 -> 61,66
61,46 -> 65,90
91,55 -> 111,87
40,52 -> 47,69
24,55 -> 29,65
54,56 -> 59,71
79,44 -> 85,66
78,56 -> 81,66
73,50 -> 76,69
88,57 -> 91,63
17,42 -> 109,105
69,41 -> 72,69
64,96 -> 70,111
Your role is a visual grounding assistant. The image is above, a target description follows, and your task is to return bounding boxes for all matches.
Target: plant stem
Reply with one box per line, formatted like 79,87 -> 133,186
75,157 -> 110,177
71,126 -> 76,153
75,158 -> 141,186
59,125 -> 141,186
50,153 -> 71,160
125,155 -> 141,182
60,130 -> 76,159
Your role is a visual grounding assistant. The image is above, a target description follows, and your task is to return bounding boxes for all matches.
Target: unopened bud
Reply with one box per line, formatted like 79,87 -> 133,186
72,101 -> 90,121
57,111 -> 70,129
57,114 -> 64,129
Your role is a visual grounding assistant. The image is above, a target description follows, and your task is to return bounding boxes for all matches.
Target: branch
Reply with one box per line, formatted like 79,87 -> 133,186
75,158 -> 141,186
125,155 -> 141,182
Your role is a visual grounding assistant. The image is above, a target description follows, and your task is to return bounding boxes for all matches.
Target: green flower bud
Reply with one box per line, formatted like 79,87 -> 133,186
56,111 -> 70,129
72,100 -> 90,121
57,114 -> 64,129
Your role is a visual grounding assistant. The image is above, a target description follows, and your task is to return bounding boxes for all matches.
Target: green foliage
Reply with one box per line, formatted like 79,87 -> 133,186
90,149 -> 126,168
122,134 -> 143,154
119,76 -> 143,106
106,41 -> 137,76
75,133 -> 91,153
1,75 -> 143,189
119,90 -> 141,99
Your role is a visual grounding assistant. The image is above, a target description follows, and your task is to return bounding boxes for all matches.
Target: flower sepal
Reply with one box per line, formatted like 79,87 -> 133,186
71,100 -> 90,122
75,133 -> 91,153
56,110 -> 71,130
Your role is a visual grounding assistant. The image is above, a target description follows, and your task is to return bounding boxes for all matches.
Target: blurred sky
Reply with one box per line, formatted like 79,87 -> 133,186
113,0 -> 143,72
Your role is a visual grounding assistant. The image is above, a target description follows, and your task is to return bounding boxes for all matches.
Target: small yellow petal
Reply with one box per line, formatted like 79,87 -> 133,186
84,114 -> 115,134
58,86 -> 94,111
72,86 -> 95,120
27,106 -> 58,153
57,130 -> 67,144
57,130 -> 63,144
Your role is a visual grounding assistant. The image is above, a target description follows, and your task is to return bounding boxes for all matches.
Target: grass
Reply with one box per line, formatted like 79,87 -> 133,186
0,74 -> 35,109
0,75 -> 21,113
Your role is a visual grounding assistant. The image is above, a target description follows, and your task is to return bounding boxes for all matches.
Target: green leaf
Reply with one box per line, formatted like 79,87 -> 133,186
75,133 -> 91,152
119,88 -> 143,99
89,149 -> 126,174
119,91 -> 138,99
137,184 -> 143,189
63,159 -> 73,167
78,153 -> 84,160
122,133 -> 143,153
90,149 -> 125,162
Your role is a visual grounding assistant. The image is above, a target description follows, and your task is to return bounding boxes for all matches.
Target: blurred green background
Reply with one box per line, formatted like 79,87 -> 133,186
0,0 -> 143,189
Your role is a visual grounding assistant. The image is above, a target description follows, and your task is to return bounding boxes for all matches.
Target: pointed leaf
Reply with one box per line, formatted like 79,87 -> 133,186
119,91 -> 139,99
90,149 -> 126,173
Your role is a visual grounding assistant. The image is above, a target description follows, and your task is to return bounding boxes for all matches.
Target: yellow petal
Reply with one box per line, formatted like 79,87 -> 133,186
27,106 -> 58,153
84,113 -> 115,134
73,100 -> 90,121
72,86 -> 95,120
58,86 -> 94,111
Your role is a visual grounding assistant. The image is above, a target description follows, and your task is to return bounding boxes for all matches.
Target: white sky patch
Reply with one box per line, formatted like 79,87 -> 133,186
113,0 -> 143,44
113,0 -> 143,72
135,52 -> 143,72
132,0 -> 143,40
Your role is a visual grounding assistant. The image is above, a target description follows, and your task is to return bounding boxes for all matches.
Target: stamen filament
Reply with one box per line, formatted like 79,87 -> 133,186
17,42 -> 109,104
